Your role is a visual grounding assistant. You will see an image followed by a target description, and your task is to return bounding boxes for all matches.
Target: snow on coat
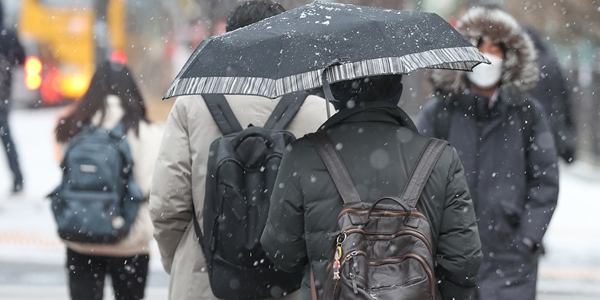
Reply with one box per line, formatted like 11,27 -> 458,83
149,93 -> 332,300
417,6 -> 559,300
262,102 -> 483,300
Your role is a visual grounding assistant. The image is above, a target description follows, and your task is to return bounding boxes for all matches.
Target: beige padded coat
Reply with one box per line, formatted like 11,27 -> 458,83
61,95 -> 163,257
149,94 -> 333,300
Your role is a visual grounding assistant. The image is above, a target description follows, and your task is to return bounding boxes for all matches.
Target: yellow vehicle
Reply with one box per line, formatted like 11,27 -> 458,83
18,0 -> 127,105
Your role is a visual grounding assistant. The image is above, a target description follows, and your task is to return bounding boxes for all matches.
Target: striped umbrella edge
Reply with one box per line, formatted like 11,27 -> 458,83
163,46 -> 488,100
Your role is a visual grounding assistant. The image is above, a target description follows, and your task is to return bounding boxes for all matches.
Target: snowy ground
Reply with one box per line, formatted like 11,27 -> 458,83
0,107 -> 599,299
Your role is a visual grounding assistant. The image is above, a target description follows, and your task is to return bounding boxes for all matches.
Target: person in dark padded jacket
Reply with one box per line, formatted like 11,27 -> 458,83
417,6 -> 559,300
261,74 -> 483,300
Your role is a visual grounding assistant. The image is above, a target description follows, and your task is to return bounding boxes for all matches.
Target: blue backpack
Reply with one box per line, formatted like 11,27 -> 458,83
49,123 -> 144,244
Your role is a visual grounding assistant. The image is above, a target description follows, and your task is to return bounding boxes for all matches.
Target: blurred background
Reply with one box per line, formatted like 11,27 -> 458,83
5,0 -> 599,161
0,0 -> 599,299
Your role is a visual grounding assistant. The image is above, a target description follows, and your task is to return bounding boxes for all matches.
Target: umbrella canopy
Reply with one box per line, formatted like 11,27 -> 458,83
164,1 -> 489,100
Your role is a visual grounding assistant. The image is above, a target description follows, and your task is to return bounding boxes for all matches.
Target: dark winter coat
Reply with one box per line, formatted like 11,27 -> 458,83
0,25 -> 25,112
526,27 -> 577,163
261,101 -> 483,300
416,6 -> 559,300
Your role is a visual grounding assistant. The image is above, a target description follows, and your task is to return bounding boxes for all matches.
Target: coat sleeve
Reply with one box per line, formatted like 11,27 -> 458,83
261,141 -> 308,273
530,55 -> 576,162
9,30 -> 25,65
436,147 -> 483,300
519,99 -> 559,246
415,99 -> 438,138
148,99 -> 193,274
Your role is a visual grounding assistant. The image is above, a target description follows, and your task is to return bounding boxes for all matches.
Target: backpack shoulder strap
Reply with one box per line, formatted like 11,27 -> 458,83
263,91 -> 309,130
203,94 -> 244,135
108,122 -> 125,139
110,122 -> 144,202
433,98 -> 453,140
191,204 -> 205,248
400,138 -> 448,209
306,131 -> 361,205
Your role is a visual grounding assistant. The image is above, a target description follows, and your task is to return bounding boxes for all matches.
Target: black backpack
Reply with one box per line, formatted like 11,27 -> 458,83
307,132 -> 447,300
193,92 -> 309,299
49,123 -> 144,243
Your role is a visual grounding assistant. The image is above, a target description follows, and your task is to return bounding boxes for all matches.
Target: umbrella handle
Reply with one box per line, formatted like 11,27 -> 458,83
231,126 -> 275,150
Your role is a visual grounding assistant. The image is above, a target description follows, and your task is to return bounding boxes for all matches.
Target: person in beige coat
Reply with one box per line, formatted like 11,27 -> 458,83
55,61 -> 162,300
149,3 -> 334,300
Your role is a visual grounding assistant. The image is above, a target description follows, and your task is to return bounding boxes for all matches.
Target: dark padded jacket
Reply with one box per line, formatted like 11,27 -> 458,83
417,90 -> 559,300
528,32 -> 576,163
417,6 -> 560,300
261,101 -> 482,300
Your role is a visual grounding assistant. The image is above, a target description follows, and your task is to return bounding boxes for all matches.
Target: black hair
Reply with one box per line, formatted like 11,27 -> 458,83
55,61 -> 148,143
226,0 -> 286,32
476,37 -> 508,57
329,75 -> 403,110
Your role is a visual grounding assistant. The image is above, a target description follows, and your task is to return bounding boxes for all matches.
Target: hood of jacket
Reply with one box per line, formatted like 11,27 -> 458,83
431,6 -> 538,100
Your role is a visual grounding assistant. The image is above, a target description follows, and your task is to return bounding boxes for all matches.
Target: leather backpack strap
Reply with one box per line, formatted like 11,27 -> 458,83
400,138 -> 448,209
203,94 -> 244,135
264,91 -> 309,130
306,131 -> 361,205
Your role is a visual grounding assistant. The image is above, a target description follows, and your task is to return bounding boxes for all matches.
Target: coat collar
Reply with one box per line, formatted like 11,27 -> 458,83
319,101 -> 418,132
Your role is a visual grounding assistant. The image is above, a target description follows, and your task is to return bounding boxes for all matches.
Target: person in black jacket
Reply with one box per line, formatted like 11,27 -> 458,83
417,6 -> 559,300
524,26 -> 577,163
261,74 -> 483,300
0,2 -> 25,192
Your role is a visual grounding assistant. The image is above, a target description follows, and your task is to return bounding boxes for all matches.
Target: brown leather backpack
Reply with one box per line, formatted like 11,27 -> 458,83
307,132 -> 447,300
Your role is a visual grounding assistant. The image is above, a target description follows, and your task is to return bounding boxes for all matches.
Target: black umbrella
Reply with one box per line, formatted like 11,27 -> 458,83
164,1 -> 489,100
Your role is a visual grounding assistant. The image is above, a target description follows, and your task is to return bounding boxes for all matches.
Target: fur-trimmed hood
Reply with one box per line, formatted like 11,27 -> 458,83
431,6 -> 538,100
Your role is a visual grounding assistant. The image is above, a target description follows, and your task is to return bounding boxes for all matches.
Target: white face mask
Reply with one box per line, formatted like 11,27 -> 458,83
467,53 -> 503,89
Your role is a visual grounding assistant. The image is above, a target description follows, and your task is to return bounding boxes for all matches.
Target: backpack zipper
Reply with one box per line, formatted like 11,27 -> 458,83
343,228 -> 433,256
215,154 -> 283,172
337,207 -> 427,220
336,251 -> 435,299
349,252 -> 359,294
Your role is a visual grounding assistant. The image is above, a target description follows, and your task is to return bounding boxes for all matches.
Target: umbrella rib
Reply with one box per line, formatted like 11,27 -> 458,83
374,20 -> 402,59
274,35 -> 285,97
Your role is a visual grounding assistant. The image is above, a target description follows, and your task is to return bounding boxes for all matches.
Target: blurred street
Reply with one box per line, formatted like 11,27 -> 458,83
0,106 -> 599,299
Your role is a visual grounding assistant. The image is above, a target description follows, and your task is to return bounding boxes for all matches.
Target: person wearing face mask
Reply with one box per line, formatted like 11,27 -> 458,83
416,5 -> 559,300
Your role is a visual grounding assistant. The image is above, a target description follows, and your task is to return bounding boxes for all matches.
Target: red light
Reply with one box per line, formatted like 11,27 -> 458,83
110,50 -> 128,64
40,67 -> 63,104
